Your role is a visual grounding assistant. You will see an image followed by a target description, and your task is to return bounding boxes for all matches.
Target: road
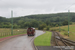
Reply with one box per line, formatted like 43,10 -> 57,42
0,30 -> 45,50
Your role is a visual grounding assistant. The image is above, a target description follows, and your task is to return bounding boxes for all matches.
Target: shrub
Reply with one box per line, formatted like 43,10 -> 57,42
38,24 -> 47,30
64,32 -> 68,35
43,28 -> 46,31
55,24 -> 58,27
46,26 -> 50,30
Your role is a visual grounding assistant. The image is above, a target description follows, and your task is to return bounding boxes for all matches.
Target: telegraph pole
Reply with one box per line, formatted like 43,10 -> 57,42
68,10 -> 70,37
59,17 -> 61,32
11,10 -> 13,35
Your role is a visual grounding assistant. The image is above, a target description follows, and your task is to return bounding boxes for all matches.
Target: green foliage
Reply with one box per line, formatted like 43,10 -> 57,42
64,32 -> 68,35
38,23 -> 47,30
46,26 -> 50,30
13,24 -> 18,28
62,20 -> 68,25
0,12 -> 74,28
55,24 -> 58,27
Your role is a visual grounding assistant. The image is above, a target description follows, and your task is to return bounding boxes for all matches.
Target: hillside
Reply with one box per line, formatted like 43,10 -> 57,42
0,12 -> 75,23
12,12 -> 75,23
0,12 -> 75,28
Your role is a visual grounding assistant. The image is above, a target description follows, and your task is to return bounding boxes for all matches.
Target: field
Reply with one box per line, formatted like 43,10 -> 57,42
0,28 -> 27,38
34,31 -> 52,46
50,24 -> 75,41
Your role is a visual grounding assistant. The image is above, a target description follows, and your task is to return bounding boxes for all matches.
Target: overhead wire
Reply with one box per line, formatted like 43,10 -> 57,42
63,3 -> 75,11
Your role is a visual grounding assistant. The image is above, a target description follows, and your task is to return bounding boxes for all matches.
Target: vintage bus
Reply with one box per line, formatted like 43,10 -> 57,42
27,27 -> 35,36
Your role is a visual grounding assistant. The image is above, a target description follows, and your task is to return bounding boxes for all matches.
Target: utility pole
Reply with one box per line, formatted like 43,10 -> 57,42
68,10 -> 70,37
11,10 -> 13,35
59,17 -> 61,32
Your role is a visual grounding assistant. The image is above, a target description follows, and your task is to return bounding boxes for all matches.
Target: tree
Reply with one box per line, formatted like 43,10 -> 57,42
62,20 -> 68,25
46,26 -> 50,30
30,20 -> 39,27
55,24 -> 58,27
13,24 -> 18,28
38,23 -> 47,30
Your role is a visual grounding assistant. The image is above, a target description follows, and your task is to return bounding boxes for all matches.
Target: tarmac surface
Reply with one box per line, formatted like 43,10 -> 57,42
36,46 -> 74,50
0,30 -> 45,50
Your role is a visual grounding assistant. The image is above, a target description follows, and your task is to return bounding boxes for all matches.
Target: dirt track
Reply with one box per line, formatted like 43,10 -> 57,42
0,30 -> 45,50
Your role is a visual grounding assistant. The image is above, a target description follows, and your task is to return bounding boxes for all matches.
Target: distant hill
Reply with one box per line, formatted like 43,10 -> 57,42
11,12 -> 75,23
0,16 -> 10,22
0,12 -> 75,28
0,12 -> 75,23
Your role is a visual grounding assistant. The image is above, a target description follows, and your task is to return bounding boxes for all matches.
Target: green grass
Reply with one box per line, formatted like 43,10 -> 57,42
0,28 -> 27,38
0,32 -> 26,38
50,24 -> 75,41
72,22 -> 75,24
34,31 -> 52,46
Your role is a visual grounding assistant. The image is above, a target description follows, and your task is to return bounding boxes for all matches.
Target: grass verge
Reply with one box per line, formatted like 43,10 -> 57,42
50,24 -> 75,41
34,31 -> 52,46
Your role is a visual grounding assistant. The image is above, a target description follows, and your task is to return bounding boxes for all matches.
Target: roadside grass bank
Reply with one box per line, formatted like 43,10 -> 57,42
34,31 -> 52,46
50,24 -> 75,41
0,28 -> 26,38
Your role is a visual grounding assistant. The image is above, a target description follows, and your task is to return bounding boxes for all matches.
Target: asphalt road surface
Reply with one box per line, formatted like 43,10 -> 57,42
0,30 -> 45,50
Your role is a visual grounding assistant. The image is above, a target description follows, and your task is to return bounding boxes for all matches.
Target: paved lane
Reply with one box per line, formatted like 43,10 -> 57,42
0,30 -> 45,50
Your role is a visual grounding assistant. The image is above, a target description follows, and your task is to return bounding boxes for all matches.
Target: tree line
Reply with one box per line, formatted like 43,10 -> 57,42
0,12 -> 74,29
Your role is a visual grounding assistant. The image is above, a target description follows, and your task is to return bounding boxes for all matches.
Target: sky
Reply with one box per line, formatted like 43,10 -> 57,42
0,0 -> 75,18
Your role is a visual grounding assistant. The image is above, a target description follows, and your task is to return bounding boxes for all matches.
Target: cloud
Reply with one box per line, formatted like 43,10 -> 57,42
0,0 -> 75,18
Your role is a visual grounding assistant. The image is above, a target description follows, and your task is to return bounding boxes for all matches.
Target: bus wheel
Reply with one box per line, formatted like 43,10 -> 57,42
28,35 -> 29,36
33,34 -> 34,36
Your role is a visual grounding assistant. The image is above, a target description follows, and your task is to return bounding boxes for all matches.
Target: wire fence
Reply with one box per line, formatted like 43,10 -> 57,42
0,29 -> 26,38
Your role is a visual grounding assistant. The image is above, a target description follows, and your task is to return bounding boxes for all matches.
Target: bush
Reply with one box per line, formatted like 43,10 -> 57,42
46,26 -> 49,30
55,24 -> 58,27
64,32 -> 68,35
50,29 -> 56,31
38,24 -> 47,30
38,26 -> 44,30
43,28 -> 46,31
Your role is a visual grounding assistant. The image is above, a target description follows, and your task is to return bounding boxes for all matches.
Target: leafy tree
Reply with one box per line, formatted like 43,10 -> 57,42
46,26 -> 50,30
62,20 -> 68,25
0,12 -> 75,28
38,23 -> 47,30
55,24 -> 59,27
13,24 -> 18,28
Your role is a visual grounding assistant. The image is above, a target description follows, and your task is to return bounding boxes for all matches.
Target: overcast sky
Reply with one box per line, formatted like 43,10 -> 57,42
0,0 -> 75,18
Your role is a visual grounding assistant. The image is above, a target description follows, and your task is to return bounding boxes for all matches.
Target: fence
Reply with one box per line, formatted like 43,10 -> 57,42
0,29 -> 26,38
